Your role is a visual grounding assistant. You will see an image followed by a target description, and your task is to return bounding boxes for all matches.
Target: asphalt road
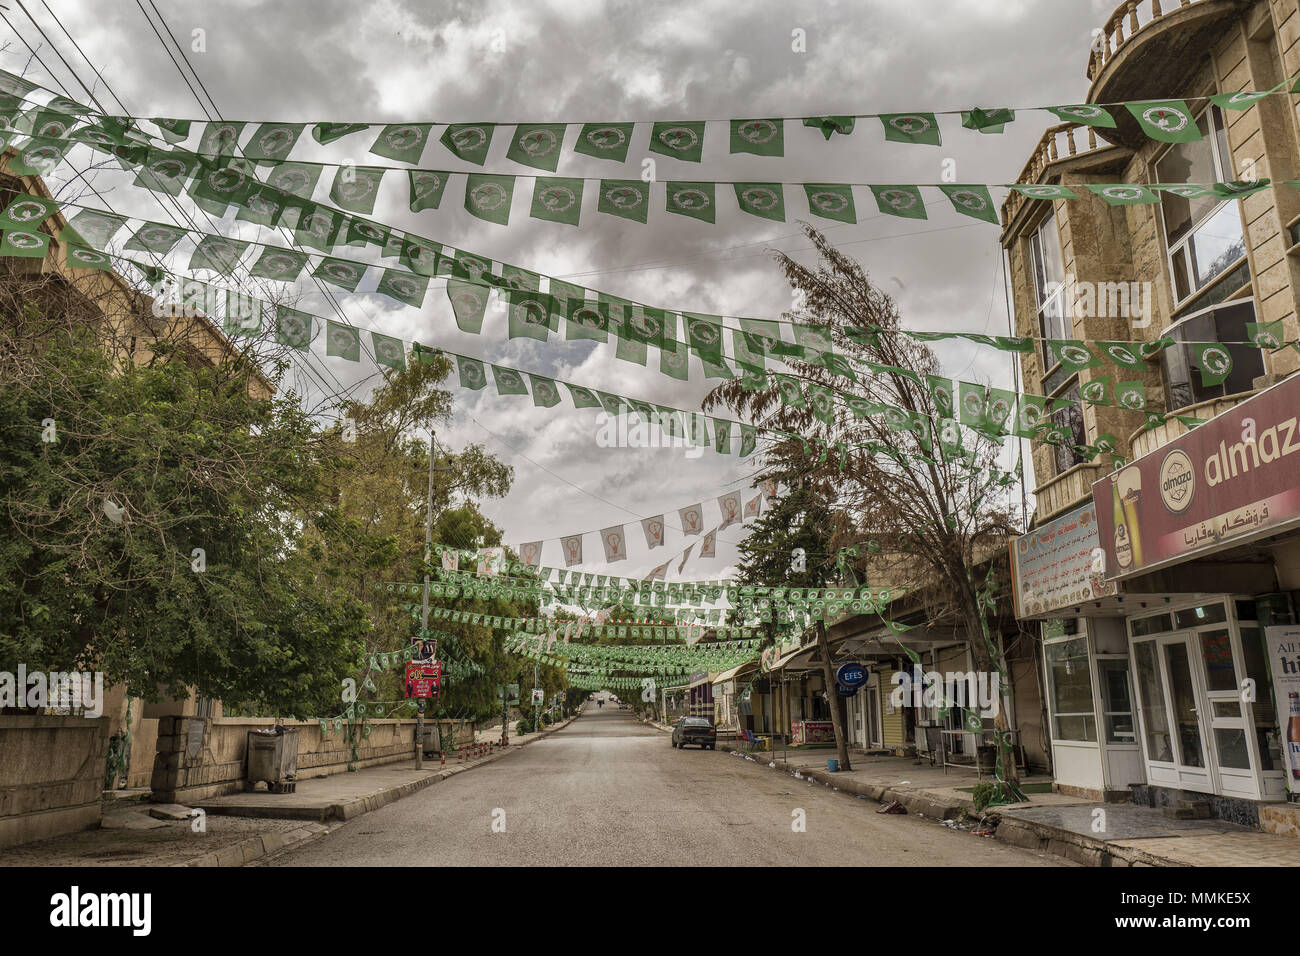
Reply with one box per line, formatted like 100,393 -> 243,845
265,703 -> 1066,866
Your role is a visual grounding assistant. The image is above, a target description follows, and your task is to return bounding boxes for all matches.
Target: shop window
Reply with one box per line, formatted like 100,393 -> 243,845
1049,380 -> 1088,474
1174,602 -> 1227,629
1045,637 -> 1096,742
1239,625 -> 1282,771
1154,106 -> 1247,307
1029,212 -> 1068,376
1197,629 -> 1236,693
1131,613 -> 1173,637
1098,659 -> 1135,745
1134,641 -> 1174,762
1161,300 -> 1264,411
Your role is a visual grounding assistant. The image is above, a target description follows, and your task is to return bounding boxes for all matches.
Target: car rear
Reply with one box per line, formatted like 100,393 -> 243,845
680,719 -> 716,748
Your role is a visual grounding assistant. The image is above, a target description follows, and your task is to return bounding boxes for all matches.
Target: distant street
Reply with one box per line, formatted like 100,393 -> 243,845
265,703 -> 1065,866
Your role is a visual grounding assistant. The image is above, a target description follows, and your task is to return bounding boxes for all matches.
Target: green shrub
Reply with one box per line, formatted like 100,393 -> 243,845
971,782 -> 1000,812
516,717 -> 533,734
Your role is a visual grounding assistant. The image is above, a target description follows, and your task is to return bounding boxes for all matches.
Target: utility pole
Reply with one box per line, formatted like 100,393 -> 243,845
417,431 -> 436,770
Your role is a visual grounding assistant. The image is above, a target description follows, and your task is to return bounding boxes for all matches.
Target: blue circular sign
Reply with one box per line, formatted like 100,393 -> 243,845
835,661 -> 867,689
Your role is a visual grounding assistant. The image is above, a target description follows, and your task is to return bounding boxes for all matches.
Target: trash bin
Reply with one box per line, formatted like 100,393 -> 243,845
246,726 -> 299,793
975,744 -> 998,774
421,722 -> 441,756
827,757 -> 840,772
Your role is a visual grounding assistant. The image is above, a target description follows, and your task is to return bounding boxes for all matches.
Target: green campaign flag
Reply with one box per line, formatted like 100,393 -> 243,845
152,117 -> 191,143
236,186 -> 288,227
196,121 -> 245,157
802,116 -> 854,139
248,247 -> 309,281
266,161 -> 322,199
739,425 -> 756,458
1009,183 -> 1078,201
804,183 -> 856,223
879,113 -> 941,146
0,228 -> 49,258
773,374 -> 806,408
246,122 -> 303,163
1098,341 -> 1144,369
294,206 -> 343,252
344,218 -> 389,249
369,123 -> 432,163
1127,100 -> 1201,143
134,149 -> 201,197
566,298 -> 610,342
1046,104 -> 1116,128
939,184 -> 998,224
660,338 -> 691,381
447,278 -> 488,335
684,313 -> 724,362
807,384 -> 835,425
65,243 -> 111,271
926,375 -> 955,419
1080,376 -> 1112,406
870,184 -> 927,219
566,383 -> 603,408
456,355 -> 487,390
325,320 -> 361,362
734,182 -> 785,221
730,118 -> 784,156
547,277 -> 582,320
492,365 -> 529,396
1214,179 -> 1270,199
957,382 -> 989,428
961,107 -> 1014,134
529,375 -> 561,408
8,136 -> 68,177
1013,393 -> 1049,438
714,419 -> 732,454
313,256 -> 367,292
0,195 -> 59,230
446,250 -> 497,284
1193,343 -> 1233,386
1115,380 -> 1147,411
188,235 -> 249,276
573,123 -> 634,163
1247,320 -> 1285,350
666,182 -> 715,223
1086,183 -> 1159,205
223,291 -> 261,337
376,269 -> 429,308
597,392 -> 625,416
530,177 -> 584,225
1049,339 -> 1103,373
190,160 -> 260,208
441,123 -> 495,165
312,122 -> 367,145
614,323 -> 648,365
1150,183 -> 1217,202
506,289 -> 556,341
501,265 -> 540,292
649,121 -> 705,163
408,170 -> 449,212
465,173 -> 515,224
123,222 -> 187,255
61,209 -> 127,249
507,123 -> 566,172
274,306 -> 313,350
400,238 -> 442,276
1211,79 -> 1291,110
329,165 -> 385,214
597,179 -> 650,223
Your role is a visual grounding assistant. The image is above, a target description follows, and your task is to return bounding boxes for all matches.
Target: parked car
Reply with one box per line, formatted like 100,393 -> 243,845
671,716 -> 717,750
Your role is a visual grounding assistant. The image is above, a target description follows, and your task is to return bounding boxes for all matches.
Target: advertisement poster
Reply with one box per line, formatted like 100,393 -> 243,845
1093,373 -> 1300,579
405,662 -> 442,699
1009,501 -> 1116,617
1265,625 -> 1300,794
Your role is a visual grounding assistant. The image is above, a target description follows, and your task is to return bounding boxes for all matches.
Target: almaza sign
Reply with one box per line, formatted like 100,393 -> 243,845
1093,371 -> 1300,580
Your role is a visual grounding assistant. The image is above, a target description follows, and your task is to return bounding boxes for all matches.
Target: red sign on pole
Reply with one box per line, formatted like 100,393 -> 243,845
405,662 -> 442,699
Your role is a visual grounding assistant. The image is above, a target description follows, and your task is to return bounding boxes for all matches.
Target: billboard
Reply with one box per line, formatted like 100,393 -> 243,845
1093,373 -> 1300,580
1009,501 -> 1117,617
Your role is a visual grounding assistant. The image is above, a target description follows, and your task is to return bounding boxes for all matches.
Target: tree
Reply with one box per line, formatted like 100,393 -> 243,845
704,224 -> 1024,793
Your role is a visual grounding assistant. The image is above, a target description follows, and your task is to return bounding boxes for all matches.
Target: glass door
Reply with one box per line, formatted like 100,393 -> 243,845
1130,634 -> 1213,792
1163,639 -> 1209,777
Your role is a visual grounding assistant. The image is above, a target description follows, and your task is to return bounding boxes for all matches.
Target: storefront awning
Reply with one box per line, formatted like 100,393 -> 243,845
711,660 -> 758,687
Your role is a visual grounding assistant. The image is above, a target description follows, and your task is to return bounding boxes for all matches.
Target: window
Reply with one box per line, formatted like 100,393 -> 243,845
1133,641 -> 1174,762
1161,300 -> 1265,410
1029,212 -> 1067,373
1098,659 -> 1136,744
1045,637 -> 1096,742
1155,106 -> 1247,306
1049,380 -> 1087,474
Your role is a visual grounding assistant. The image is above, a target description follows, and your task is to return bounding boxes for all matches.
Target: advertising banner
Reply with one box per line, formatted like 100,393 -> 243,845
1265,625 -> 1300,794
1009,501 -> 1117,617
1093,374 -> 1300,579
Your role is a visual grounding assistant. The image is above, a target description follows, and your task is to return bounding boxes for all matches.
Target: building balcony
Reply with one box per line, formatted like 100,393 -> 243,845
1033,460 -> 1109,524
1086,0 -> 1251,148
1127,388 -> 1258,458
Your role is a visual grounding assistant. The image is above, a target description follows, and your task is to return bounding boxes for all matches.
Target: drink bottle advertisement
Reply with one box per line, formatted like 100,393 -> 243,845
1093,373 -> 1300,579
1265,626 -> 1300,791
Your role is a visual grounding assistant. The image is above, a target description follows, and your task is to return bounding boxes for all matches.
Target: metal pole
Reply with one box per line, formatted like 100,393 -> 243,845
417,431 -> 435,770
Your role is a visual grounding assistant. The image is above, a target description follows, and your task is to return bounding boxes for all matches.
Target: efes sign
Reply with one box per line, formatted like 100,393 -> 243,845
1094,372 -> 1300,579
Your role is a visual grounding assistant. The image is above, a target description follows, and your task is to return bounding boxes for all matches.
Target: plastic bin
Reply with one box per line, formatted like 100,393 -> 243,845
827,757 -> 840,772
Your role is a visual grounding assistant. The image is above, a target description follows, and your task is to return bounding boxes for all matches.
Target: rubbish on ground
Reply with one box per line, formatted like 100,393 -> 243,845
877,799 -> 907,814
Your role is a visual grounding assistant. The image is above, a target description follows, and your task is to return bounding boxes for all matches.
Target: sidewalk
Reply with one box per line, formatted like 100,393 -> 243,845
646,720 -> 1300,867
2,711 -> 581,867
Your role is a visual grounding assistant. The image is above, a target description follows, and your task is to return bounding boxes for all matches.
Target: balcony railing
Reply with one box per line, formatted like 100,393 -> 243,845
1088,0 -> 1225,81
1127,389 -> 1257,459
1000,123 -> 1111,227
1033,460 -> 1108,524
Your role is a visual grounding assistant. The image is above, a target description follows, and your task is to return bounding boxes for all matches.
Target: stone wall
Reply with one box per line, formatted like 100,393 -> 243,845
0,715 -> 110,848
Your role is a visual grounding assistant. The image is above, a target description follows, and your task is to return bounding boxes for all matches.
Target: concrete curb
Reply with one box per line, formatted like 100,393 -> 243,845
182,713 -> 582,866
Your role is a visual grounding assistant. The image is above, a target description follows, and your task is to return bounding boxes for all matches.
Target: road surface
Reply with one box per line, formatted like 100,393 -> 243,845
265,703 -> 1065,866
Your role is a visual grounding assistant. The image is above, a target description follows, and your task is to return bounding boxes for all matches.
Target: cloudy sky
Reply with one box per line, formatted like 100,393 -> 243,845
6,0 -> 1116,579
